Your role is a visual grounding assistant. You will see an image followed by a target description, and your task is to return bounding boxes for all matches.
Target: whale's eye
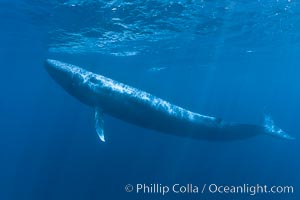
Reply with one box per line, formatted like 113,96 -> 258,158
215,118 -> 224,126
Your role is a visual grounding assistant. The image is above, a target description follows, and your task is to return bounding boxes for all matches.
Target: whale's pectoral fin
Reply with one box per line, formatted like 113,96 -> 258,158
95,108 -> 105,142
264,115 -> 295,140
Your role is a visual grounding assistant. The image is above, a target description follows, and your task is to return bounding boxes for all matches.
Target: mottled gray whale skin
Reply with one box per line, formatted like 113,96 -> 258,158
45,59 -> 294,142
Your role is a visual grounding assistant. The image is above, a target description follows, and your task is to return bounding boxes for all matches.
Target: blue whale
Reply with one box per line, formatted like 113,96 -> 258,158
45,59 -> 294,142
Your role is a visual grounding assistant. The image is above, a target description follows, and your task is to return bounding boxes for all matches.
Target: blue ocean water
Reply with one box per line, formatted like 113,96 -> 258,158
0,0 -> 299,199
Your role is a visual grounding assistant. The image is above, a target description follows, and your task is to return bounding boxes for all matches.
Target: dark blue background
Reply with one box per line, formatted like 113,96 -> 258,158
0,1 -> 299,199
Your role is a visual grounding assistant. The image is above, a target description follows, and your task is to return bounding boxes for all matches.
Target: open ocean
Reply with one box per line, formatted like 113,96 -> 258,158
0,0 -> 299,199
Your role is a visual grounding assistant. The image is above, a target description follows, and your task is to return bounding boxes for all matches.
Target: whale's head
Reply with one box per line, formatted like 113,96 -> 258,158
45,59 -> 96,106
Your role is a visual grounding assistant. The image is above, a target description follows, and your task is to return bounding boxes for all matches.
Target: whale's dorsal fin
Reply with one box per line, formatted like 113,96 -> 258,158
95,108 -> 105,142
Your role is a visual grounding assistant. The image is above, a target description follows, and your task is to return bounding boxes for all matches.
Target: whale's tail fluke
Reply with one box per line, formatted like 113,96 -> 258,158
264,115 -> 295,140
